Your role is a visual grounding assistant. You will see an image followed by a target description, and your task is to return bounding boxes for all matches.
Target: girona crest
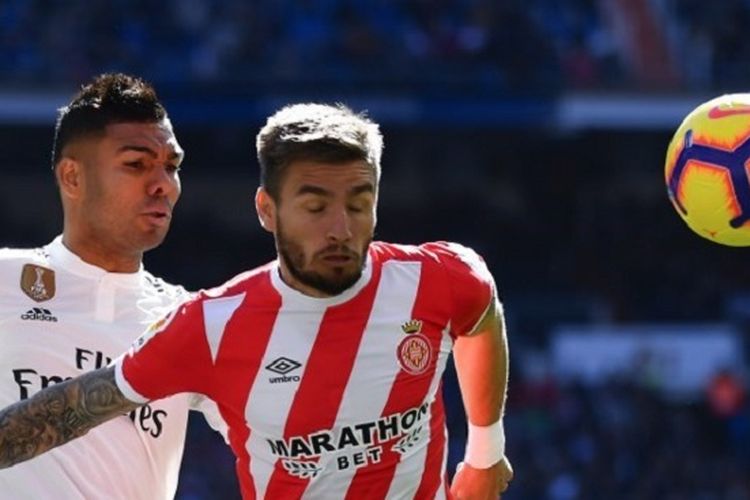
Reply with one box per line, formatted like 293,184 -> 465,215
397,319 -> 432,375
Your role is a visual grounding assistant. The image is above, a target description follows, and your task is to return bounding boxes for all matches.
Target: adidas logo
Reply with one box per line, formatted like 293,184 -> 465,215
20,307 -> 58,322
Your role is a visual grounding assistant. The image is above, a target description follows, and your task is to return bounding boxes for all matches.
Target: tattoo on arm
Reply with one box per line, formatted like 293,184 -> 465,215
0,366 -> 141,469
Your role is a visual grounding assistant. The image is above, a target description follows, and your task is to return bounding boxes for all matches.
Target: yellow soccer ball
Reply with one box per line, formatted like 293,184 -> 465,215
665,94 -> 750,246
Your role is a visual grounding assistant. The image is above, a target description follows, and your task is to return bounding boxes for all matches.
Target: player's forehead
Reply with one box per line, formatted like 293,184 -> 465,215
102,119 -> 183,158
281,159 -> 377,197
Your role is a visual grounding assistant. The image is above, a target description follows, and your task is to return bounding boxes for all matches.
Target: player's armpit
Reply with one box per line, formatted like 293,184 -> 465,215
0,366 -> 141,469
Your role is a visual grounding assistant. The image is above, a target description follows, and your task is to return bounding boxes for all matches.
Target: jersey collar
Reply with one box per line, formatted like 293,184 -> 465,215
46,235 -> 145,288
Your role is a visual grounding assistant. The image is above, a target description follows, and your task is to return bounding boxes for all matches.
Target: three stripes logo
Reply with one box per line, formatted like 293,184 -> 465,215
20,307 -> 58,322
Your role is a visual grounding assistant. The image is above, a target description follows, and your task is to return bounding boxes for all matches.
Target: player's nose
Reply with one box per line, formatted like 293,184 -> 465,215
146,165 -> 179,198
326,208 -> 353,242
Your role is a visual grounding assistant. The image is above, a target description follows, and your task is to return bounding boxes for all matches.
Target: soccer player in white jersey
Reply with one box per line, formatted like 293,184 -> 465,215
0,73 -> 224,499
0,103 -> 513,499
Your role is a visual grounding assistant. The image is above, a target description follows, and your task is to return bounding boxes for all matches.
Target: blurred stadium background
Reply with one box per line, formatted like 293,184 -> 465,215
2,0 -> 750,498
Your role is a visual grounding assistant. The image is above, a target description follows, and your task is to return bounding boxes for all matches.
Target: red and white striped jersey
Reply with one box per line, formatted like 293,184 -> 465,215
115,241 -> 495,500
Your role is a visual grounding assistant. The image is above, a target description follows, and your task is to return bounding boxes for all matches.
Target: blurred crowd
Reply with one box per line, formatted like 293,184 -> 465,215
500,374 -> 750,499
670,0 -> 750,90
0,0 -> 747,92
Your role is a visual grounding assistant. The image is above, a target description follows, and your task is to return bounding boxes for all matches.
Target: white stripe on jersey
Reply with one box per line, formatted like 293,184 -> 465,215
244,297 -> 329,497
202,293 -> 245,363
304,261 -> 423,499
385,325 -> 453,499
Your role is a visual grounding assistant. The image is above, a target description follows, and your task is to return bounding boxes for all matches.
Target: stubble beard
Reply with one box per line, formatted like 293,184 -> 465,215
276,221 -> 371,296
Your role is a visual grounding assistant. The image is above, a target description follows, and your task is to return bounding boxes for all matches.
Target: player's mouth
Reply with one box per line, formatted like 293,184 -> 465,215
321,254 -> 354,264
141,210 -> 171,227
316,245 -> 360,266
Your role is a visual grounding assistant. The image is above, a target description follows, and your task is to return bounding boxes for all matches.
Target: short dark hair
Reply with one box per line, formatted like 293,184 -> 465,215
51,73 -> 167,168
256,103 -> 383,200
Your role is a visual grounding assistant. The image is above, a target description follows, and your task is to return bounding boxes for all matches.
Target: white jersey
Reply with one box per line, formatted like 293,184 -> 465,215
0,236 -> 221,500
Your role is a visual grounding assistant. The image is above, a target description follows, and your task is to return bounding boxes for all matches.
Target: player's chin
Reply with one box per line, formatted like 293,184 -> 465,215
136,228 -> 170,251
316,274 -> 361,295
319,258 -> 361,276
313,260 -> 360,281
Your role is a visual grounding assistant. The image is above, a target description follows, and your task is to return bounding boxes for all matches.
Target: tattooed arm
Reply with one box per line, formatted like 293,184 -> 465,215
0,366 -> 141,469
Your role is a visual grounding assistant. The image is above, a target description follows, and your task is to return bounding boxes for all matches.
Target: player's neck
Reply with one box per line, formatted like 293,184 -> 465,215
62,232 -> 143,274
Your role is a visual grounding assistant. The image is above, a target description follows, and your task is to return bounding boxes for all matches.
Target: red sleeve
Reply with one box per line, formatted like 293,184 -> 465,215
423,241 -> 496,338
115,294 -> 216,403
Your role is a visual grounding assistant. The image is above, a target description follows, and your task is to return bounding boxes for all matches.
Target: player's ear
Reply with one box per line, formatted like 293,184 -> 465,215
255,187 -> 277,233
56,157 -> 84,200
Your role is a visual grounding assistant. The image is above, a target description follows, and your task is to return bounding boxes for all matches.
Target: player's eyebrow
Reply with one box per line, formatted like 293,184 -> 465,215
349,183 -> 375,196
296,185 -> 331,197
295,182 -> 375,198
117,145 -> 157,157
116,145 -> 184,163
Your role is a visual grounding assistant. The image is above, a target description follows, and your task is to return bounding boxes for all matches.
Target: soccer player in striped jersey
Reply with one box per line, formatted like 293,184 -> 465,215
0,103 -> 513,499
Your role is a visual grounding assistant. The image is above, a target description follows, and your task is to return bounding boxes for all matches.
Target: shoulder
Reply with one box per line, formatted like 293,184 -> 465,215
205,262 -> 276,298
371,241 -> 491,279
373,241 -> 494,337
421,241 -> 492,280
420,242 -> 496,336
0,245 -> 49,267
0,245 -> 51,283
132,263 -> 277,346
175,261 -> 278,309
142,271 -> 190,303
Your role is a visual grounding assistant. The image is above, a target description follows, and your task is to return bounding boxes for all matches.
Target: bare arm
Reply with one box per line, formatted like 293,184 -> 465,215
451,297 -> 514,498
453,297 -> 508,425
0,366 -> 140,469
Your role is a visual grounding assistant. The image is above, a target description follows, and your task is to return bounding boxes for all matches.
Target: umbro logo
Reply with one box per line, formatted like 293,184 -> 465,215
266,357 -> 302,384
266,357 -> 302,375
20,307 -> 58,322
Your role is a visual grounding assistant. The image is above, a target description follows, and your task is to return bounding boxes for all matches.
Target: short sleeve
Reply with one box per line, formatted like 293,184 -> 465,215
114,295 -> 215,404
424,242 -> 496,337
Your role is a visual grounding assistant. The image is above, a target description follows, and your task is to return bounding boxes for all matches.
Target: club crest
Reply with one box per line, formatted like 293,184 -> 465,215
397,319 -> 431,375
20,264 -> 55,302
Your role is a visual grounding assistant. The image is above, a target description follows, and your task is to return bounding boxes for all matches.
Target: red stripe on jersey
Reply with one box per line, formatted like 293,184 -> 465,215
263,264 -> 383,498
122,301 -> 215,399
213,270 -> 282,500
413,386 -> 447,499
345,260 -> 451,499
